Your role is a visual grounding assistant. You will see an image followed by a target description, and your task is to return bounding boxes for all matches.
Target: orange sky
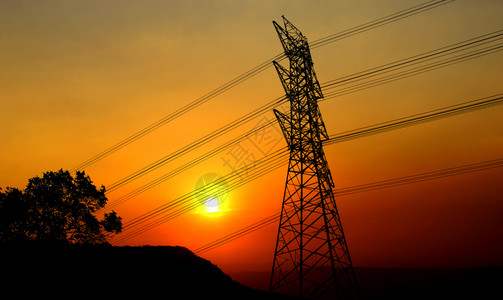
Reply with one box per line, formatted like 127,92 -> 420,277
1,0 -> 503,273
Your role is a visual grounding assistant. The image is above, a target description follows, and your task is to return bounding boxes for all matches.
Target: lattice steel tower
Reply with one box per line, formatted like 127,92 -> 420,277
269,17 -> 359,300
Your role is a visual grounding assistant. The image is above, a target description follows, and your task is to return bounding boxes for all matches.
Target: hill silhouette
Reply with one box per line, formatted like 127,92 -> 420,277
3,243 -> 501,299
1,243 -> 295,299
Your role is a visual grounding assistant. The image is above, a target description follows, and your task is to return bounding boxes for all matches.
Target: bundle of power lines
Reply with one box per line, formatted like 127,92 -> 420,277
72,0 -> 456,173
67,0 -> 503,246
111,94 -> 503,245
104,28 -> 503,202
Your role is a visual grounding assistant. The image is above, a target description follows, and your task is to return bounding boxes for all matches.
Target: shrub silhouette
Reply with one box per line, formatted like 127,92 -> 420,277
0,169 -> 121,245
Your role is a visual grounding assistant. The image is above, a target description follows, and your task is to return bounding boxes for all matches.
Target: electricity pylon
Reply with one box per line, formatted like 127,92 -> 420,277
269,16 -> 359,300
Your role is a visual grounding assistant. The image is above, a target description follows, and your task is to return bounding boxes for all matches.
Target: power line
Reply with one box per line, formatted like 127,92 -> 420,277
324,93 -> 503,146
105,32 -> 503,241
109,92 -> 503,220
111,150 -> 288,244
108,30 -> 503,193
104,118 -> 278,210
112,94 -> 503,244
105,98 -> 283,192
322,40 -> 503,99
71,0 -> 452,172
193,157 -> 503,255
109,93 -> 503,244
97,0 -> 503,243
121,148 -> 288,230
320,29 -> 503,91
103,32 -> 503,201
310,0 -> 454,49
70,54 -> 282,173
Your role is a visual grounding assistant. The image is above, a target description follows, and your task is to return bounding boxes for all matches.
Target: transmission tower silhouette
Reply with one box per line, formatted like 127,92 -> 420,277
269,17 -> 359,300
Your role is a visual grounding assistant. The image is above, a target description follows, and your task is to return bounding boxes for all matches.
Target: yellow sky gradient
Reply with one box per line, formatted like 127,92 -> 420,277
1,0 -> 503,271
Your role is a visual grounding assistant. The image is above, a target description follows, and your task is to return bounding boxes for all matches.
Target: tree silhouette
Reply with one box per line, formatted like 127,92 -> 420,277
0,169 -> 121,245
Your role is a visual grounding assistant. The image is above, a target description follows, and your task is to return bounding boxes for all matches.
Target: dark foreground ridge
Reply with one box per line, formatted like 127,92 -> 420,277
3,242 -> 501,299
1,243 -> 295,299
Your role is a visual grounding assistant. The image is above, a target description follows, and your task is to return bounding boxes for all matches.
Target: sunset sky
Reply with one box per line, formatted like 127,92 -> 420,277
1,0 -> 502,273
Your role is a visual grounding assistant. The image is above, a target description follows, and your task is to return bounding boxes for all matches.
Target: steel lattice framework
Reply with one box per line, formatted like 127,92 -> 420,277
269,17 -> 359,300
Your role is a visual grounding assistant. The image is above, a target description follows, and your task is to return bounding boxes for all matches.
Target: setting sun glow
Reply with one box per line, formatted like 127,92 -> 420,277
205,197 -> 220,213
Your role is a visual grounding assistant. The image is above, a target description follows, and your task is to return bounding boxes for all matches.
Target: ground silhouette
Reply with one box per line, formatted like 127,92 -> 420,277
2,242 -> 501,299
1,243 -> 297,299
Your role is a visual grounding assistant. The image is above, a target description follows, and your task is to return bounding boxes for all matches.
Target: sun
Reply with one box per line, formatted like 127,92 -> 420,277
205,197 -> 220,213
194,173 -> 230,216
